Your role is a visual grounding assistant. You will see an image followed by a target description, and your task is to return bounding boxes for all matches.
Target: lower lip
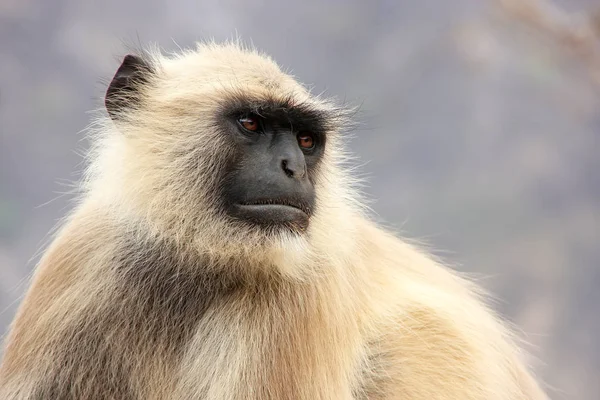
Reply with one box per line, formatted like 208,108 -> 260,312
234,204 -> 310,228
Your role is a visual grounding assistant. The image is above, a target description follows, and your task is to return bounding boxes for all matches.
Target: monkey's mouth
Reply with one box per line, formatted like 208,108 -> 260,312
234,198 -> 312,230
239,198 -> 311,216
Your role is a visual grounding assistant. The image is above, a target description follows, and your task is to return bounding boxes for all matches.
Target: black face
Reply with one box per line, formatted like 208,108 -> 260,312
220,103 -> 327,232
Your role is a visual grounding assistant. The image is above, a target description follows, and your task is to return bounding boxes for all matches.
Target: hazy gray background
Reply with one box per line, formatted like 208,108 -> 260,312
1,0 -> 599,398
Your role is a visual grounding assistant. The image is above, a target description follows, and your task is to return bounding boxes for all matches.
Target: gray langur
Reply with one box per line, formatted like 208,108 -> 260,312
0,42 -> 548,400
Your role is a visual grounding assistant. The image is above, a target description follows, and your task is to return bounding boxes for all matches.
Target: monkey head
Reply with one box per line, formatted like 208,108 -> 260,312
93,43 -> 357,273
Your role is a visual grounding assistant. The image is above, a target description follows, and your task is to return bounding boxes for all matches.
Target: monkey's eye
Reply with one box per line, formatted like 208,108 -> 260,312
238,115 -> 260,132
297,132 -> 315,150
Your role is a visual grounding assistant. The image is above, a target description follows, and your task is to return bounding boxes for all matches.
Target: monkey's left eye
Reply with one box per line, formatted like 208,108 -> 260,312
238,115 -> 260,132
297,132 -> 315,150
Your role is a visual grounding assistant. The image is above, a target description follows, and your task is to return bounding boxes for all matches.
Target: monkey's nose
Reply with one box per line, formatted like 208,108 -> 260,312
280,158 -> 306,179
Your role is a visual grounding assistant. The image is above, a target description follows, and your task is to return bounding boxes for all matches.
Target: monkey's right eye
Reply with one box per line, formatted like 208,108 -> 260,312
238,115 -> 260,132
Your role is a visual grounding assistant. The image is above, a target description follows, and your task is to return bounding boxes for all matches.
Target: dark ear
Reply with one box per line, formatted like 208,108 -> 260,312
105,54 -> 152,121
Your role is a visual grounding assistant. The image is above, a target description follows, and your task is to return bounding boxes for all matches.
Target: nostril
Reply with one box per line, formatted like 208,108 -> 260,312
281,160 -> 294,177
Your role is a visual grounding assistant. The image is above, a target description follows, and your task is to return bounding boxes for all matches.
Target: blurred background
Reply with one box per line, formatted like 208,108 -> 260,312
1,0 -> 598,398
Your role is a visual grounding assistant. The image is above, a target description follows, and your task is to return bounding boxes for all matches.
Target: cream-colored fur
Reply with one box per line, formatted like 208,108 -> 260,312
0,41 -> 548,399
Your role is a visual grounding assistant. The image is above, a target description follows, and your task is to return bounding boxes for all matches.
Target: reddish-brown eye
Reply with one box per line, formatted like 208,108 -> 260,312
297,132 -> 315,150
238,115 -> 259,132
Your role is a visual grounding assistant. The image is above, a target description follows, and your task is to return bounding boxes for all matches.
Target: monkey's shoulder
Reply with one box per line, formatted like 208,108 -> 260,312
358,239 -> 534,398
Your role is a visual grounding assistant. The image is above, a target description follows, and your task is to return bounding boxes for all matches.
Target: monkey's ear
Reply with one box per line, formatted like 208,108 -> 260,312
105,54 -> 152,121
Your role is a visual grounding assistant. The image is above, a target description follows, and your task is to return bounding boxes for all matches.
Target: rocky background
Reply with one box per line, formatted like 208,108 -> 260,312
1,0 -> 599,398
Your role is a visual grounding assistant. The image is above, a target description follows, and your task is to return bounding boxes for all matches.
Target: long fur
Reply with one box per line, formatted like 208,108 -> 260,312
0,41 -> 548,399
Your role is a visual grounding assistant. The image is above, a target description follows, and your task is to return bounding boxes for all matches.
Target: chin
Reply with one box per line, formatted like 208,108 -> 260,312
264,229 -> 315,279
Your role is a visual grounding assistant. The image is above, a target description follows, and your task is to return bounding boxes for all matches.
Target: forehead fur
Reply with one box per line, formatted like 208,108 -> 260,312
146,43 -> 313,108
171,43 -> 300,90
